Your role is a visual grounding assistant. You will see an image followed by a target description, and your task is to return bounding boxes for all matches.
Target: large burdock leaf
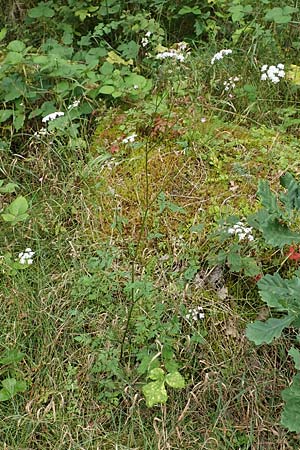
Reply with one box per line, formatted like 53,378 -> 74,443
245,315 -> 294,345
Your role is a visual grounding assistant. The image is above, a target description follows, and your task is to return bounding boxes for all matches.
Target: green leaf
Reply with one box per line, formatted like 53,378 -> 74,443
288,347 -> 300,370
142,380 -> 167,407
98,85 -> 115,95
0,378 -> 27,401
281,373 -> 300,432
7,40 -> 26,52
28,3 -> 55,18
0,110 -> 13,123
0,349 -> 25,365
147,367 -> 165,381
258,273 -> 300,311
0,182 -> 18,193
246,315 -> 294,345
280,172 -> 300,211
165,371 -> 185,389
0,27 -> 7,42
257,180 -> 282,217
260,219 -> 300,247
13,112 -> 25,131
2,196 -> 29,224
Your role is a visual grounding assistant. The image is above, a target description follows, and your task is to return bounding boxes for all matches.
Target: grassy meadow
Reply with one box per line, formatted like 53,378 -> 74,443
1,1 -> 300,449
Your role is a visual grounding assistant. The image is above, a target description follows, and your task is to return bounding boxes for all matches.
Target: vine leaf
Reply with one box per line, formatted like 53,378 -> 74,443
245,315 -> 294,345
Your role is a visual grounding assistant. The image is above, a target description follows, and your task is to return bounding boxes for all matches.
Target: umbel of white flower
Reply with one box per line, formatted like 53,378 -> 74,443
227,222 -> 254,242
211,49 -> 232,65
261,64 -> 285,83
18,248 -> 35,265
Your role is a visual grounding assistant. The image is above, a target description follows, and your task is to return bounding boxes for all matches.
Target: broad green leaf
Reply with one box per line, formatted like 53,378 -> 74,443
98,85 -> 115,95
280,172 -> 300,211
288,347 -> 300,370
100,62 -> 114,75
257,181 -> 281,217
0,349 -> 25,365
28,4 -> 55,18
142,380 -> 167,407
0,378 -> 27,401
0,182 -> 18,193
0,27 -> 7,42
258,273 -> 300,310
7,196 -> 28,216
4,52 -> 23,64
260,219 -> 300,247
281,373 -> 300,432
13,112 -> 25,131
148,367 -> 165,381
0,110 -> 13,123
7,40 -> 26,52
246,315 -> 294,345
165,371 -> 185,389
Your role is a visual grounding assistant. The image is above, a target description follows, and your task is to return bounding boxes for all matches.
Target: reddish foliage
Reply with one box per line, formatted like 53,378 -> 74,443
288,246 -> 300,261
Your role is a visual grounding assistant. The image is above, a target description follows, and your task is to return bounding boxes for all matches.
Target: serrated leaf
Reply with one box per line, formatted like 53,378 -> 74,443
258,273 -> 300,310
281,373 -> 300,432
280,172 -> 300,211
165,371 -> 185,389
28,4 -> 55,18
288,347 -> 300,370
257,180 -> 282,217
246,315 -> 294,345
0,349 -> 25,365
142,380 -> 167,407
260,219 -> 300,247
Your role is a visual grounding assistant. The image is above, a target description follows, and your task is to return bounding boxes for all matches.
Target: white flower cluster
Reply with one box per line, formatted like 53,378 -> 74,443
42,111 -> 65,123
156,49 -> 185,62
18,248 -> 35,265
141,31 -> 152,47
228,221 -> 254,242
33,127 -> 49,138
211,49 -> 232,65
185,306 -> 205,322
261,64 -> 285,83
223,76 -> 240,91
68,99 -> 80,110
122,133 -> 137,144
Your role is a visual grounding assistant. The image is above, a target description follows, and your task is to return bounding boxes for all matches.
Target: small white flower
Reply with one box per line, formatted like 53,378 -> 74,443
42,111 -> 65,123
211,49 -> 232,65
261,65 -> 268,72
122,133 -> 137,144
68,100 -> 80,110
200,117 -> 206,123
133,85 -> 139,89
18,248 -> 35,265
278,70 -> 285,78
141,37 -> 149,47
277,63 -> 284,70
261,73 -> 268,81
